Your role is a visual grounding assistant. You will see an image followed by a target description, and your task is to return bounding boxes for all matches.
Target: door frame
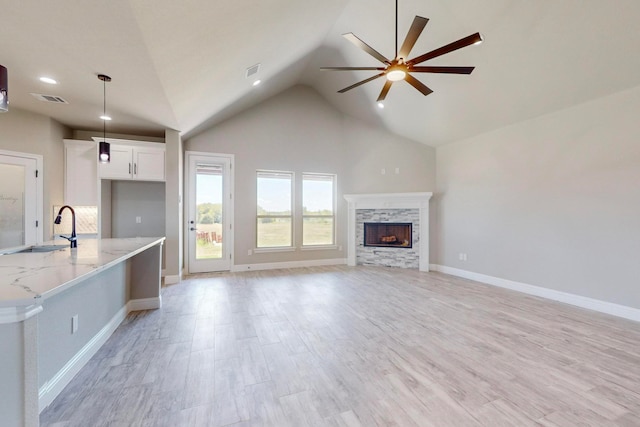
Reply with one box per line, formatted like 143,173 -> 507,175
185,151 -> 234,273
0,149 -> 44,247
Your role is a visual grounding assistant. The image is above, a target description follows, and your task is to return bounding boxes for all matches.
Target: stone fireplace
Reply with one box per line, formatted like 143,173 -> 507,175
344,192 -> 433,271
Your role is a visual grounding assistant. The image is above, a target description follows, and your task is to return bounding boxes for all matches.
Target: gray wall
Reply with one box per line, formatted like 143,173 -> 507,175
164,129 -> 183,279
435,84 -> 640,309
0,107 -> 71,238
0,321 -> 25,426
38,262 -> 128,387
185,85 -> 436,266
111,181 -> 166,239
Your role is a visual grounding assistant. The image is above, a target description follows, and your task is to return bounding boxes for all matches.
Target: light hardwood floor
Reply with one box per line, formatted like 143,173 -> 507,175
40,266 -> 640,426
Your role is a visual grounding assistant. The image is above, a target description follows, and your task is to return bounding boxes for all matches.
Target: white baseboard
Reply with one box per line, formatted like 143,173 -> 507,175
233,258 -> 347,272
128,296 -> 162,311
39,296 -> 162,412
164,274 -> 181,285
38,305 -> 128,412
430,264 -> 640,323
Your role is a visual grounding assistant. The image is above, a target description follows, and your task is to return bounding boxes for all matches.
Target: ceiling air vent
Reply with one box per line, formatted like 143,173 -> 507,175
246,63 -> 260,78
30,93 -> 69,104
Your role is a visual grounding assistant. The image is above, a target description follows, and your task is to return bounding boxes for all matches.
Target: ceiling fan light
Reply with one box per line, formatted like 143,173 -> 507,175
386,69 -> 406,81
377,102 -> 385,109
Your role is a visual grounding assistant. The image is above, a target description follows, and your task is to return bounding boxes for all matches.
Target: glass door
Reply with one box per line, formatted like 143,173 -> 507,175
186,153 -> 233,273
0,152 -> 39,250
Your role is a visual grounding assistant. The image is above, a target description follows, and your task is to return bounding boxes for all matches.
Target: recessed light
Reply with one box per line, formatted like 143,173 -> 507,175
377,102 -> 385,109
39,77 -> 58,85
100,115 -> 112,121
253,80 -> 261,87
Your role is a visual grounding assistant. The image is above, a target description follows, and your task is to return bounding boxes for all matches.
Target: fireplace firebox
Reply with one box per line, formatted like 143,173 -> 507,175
363,222 -> 412,248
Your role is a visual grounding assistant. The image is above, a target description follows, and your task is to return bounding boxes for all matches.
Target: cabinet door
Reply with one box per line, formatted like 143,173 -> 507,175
134,147 -> 165,181
64,140 -> 98,205
99,145 -> 133,180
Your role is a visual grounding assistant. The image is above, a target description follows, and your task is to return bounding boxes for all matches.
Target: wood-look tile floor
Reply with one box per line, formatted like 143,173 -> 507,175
40,266 -> 640,426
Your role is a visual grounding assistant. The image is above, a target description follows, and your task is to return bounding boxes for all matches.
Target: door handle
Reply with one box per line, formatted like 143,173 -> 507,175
129,163 -> 131,174
190,227 -> 197,231
134,163 -> 137,175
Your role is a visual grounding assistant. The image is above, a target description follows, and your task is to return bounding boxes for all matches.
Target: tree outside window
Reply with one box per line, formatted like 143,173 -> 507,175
302,173 -> 335,246
256,171 -> 293,248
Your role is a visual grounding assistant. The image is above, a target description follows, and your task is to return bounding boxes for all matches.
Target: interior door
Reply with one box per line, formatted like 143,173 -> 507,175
0,152 -> 39,249
186,152 -> 233,273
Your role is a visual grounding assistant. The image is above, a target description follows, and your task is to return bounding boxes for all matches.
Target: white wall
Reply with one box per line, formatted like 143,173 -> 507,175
186,85 -> 436,266
436,85 -> 640,309
0,107 -> 70,238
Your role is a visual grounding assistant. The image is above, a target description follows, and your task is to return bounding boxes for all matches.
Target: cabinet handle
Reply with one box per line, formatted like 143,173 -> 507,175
129,163 -> 131,174
134,163 -> 137,175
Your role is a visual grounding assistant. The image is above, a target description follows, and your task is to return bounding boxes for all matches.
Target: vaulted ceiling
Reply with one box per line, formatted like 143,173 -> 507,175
3,0 -> 640,146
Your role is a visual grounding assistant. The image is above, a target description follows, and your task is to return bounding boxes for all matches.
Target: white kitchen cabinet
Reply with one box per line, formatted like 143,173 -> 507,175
98,140 -> 165,181
64,139 -> 98,206
133,146 -> 165,181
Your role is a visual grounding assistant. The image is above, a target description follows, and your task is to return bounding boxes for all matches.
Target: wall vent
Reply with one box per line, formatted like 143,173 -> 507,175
30,93 -> 69,104
246,63 -> 260,78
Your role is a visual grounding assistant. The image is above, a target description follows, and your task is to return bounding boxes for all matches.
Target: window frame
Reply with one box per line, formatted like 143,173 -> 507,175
301,173 -> 336,248
255,170 -> 294,250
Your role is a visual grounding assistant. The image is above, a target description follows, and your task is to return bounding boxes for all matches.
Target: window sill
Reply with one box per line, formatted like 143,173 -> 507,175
253,247 -> 296,254
301,245 -> 339,251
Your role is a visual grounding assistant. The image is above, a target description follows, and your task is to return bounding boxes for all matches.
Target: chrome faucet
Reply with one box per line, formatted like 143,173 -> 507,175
54,205 -> 77,248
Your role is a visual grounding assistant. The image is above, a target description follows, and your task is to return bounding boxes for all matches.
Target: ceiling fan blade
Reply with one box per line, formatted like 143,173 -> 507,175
321,67 -> 386,71
343,33 -> 390,64
405,74 -> 433,96
408,32 -> 483,66
398,16 -> 429,60
410,66 -> 475,74
338,73 -> 385,93
377,81 -> 393,102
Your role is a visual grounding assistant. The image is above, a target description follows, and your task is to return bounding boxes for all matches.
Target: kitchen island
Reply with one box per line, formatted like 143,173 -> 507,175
0,237 -> 165,427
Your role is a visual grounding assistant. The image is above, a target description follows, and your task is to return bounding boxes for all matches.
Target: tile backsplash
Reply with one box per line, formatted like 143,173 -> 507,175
53,206 -> 98,235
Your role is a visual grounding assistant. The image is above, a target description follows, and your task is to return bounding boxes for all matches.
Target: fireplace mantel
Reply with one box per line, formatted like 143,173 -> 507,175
344,192 -> 433,271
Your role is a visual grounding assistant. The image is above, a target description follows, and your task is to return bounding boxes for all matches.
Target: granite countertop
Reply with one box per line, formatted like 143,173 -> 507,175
0,237 -> 165,309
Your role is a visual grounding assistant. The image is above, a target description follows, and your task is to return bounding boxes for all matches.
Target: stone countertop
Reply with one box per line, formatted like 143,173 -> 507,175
0,237 -> 165,310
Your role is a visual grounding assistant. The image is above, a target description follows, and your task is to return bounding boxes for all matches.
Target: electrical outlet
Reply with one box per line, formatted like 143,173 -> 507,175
339,245 -> 343,251
248,249 -> 252,256
459,253 -> 468,261
395,167 -> 400,174
136,216 -> 142,224
71,315 -> 78,334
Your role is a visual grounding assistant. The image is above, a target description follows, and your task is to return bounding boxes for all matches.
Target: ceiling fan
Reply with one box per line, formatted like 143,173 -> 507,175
321,0 -> 483,103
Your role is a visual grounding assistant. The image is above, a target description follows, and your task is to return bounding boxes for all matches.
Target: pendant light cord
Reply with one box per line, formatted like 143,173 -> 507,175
395,0 -> 398,58
103,77 -> 106,140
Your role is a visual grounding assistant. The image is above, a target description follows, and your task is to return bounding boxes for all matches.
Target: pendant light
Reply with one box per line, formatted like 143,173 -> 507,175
0,65 -> 8,112
98,74 -> 112,163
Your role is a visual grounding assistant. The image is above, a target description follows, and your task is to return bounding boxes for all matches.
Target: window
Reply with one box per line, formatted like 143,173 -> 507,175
256,171 -> 293,248
302,173 -> 335,246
